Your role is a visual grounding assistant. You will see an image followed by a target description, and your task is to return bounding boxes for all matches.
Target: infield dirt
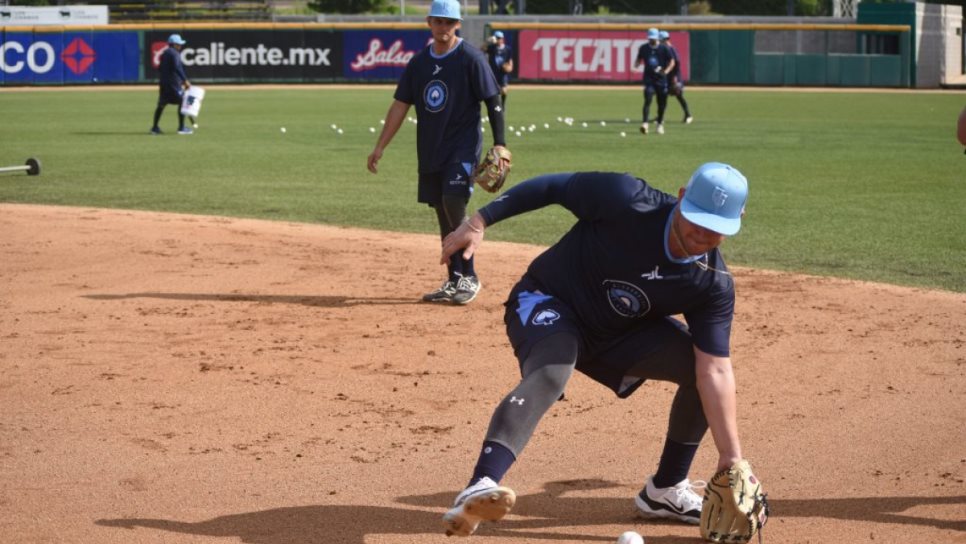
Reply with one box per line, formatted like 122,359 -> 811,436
1,204 -> 963,543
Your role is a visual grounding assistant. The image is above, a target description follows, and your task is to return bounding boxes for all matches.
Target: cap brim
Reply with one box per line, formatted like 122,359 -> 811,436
679,199 -> 741,236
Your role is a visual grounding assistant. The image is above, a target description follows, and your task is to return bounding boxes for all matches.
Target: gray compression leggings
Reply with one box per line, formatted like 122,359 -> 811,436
483,331 -> 708,457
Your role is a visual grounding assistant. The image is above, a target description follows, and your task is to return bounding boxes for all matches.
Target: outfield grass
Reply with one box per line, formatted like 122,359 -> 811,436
0,86 -> 963,292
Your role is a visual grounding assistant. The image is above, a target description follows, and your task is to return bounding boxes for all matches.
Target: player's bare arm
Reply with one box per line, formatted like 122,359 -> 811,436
440,211 -> 486,263
694,347 -> 743,471
367,99 -> 410,174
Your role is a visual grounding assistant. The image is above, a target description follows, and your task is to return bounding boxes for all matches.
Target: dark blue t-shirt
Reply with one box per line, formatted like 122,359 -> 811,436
394,40 -> 501,174
158,47 -> 187,100
635,43 -> 672,84
479,172 -> 736,357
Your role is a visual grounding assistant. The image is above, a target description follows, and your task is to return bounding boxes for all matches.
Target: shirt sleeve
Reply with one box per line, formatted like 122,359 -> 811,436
471,49 -> 500,101
635,44 -> 645,63
683,279 -> 735,357
478,172 -> 641,227
393,58 -> 416,105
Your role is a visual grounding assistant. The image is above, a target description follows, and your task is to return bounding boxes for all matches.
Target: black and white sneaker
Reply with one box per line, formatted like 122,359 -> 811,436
451,274 -> 481,305
634,476 -> 704,525
422,280 -> 456,303
442,477 -> 516,537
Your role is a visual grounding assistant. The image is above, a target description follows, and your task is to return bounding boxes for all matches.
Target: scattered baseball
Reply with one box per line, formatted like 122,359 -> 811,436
620,131 -> 626,137
581,122 -> 588,128
369,127 -> 376,133
543,123 -> 550,129
600,120 -> 607,126
330,123 -> 337,130
625,117 -> 631,123
556,116 -> 563,122
280,127 -> 286,133
337,128 -> 344,135
515,131 -> 522,137
379,119 -> 385,125
616,530 -> 644,544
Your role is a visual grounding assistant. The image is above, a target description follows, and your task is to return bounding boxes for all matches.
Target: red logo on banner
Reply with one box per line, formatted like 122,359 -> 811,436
61,37 -> 96,74
151,41 -> 168,69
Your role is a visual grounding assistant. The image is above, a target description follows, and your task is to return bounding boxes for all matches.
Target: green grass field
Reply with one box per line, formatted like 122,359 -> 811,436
1,86 -> 963,292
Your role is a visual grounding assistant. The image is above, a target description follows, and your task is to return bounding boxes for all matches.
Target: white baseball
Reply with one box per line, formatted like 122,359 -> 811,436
620,131 -> 626,137
369,127 -> 376,133
337,128 -> 344,135
616,531 -> 644,544
280,127 -> 286,133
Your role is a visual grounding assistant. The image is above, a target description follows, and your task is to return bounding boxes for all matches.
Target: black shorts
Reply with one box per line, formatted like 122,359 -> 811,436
504,275 -> 693,398
418,161 -> 476,206
158,87 -> 183,106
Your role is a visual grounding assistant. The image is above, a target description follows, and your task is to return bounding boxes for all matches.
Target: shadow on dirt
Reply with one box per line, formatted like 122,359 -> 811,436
95,479 -> 966,543
85,292 -> 418,307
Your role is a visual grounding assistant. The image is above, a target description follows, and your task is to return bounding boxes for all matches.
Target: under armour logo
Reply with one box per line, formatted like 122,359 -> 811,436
433,64 -> 442,75
509,396 -> 525,405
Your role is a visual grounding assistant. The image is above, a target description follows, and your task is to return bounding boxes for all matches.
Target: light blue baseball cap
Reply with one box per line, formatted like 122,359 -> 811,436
167,34 -> 186,45
679,162 -> 748,236
659,30 -> 670,40
428,0 -> 462,20
493,30 -> 504,38
647,28 -> 660,40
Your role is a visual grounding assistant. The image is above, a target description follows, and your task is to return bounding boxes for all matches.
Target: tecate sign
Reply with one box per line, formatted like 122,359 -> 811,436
518,30 -> 690,82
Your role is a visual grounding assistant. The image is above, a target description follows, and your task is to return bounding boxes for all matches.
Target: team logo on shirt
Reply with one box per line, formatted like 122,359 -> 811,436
532,309 -> 560,326
603,279 -> 651,318
423,79 -> 448,113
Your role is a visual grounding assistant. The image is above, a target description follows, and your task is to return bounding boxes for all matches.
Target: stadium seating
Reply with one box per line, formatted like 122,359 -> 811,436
103,0 -> 272,22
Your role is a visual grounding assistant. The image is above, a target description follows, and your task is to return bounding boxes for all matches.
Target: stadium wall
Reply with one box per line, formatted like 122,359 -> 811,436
0,22 -> 911,87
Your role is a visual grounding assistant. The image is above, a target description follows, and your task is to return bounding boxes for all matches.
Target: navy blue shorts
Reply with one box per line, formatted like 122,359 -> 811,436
504,275 -> 693,398
418,160 -> 476,206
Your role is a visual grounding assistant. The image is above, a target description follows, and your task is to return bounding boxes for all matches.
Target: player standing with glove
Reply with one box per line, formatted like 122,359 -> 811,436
635,28 -> 675,136
367,0 -> 509,306
438,163 -> 767,543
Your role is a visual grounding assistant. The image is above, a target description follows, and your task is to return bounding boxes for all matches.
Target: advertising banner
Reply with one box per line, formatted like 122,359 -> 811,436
144,30 -> 341,82
342,29 -> 432,81
0,6 -> 110,27
1,30 -> 138,84
518,29 -> 689,82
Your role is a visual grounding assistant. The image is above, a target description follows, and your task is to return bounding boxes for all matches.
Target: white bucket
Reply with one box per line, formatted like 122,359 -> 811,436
180,86 -> 205,117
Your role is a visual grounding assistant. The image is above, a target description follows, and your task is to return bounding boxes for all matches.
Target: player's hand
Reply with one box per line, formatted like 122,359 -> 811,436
655,66 -> 664,75
367,148 -> 383,174
441,215 -> 485,264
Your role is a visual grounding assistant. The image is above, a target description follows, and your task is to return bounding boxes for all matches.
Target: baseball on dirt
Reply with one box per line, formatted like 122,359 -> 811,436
616,530 -> 644,544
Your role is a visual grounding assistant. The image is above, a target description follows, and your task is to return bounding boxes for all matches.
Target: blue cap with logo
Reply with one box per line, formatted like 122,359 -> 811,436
429,0 -> 462,20
493,30 -> 504,38
679,162 -> 748,236
659,30 -> 670,40
647,28 -> 660,40
167,34 -> 187,45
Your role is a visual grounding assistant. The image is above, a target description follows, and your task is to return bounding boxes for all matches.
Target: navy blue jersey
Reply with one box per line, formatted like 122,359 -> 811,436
486,43 -> 513,85
158,47 -> 188,100
636,43 -> 672,84
665,43 -> 681,79
394,40 -> 501,174
479,172 -> 736,357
